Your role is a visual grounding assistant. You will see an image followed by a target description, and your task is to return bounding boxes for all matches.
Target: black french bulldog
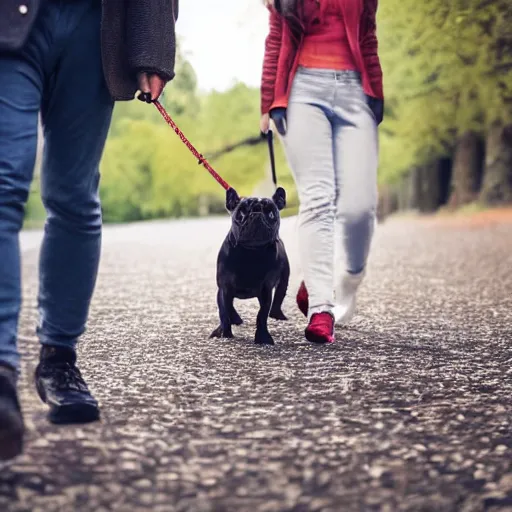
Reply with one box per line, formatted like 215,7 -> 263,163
210,187 -> 290,345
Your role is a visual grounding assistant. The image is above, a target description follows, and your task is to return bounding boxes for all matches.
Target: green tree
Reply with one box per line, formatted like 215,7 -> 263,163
377,0 -> 512,184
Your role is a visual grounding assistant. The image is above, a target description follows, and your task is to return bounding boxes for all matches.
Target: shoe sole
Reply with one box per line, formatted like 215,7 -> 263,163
48,403 -> 100,425
35,380 -> 100,425
304,329 -> 334,344
0,409 -> 24,461
333,302 -> 356,326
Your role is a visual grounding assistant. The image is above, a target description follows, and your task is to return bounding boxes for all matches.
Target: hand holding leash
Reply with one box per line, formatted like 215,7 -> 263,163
137,72 -> 166,103
270,107 -> 287,136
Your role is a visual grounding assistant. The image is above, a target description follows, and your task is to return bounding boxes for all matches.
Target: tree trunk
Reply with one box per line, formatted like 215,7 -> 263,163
480,122 -> 512,206
416,159 -> 452,213
437,157 -> 453,207
397,174 -> 411,211
389,187 -> 399,215
377,185 -> 398,222
448,131 -> 484,208
417,163 -> 438,213
408,167 -> 421,210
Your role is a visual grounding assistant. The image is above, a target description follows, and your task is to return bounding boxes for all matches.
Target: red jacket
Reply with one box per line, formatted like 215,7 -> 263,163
260,0 -> 383,115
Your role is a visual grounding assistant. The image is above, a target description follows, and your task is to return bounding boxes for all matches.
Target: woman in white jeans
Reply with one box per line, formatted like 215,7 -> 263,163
260,0 -> 384,343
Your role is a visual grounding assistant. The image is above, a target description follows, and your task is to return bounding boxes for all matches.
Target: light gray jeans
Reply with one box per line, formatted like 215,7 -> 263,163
281,67 -> 378,320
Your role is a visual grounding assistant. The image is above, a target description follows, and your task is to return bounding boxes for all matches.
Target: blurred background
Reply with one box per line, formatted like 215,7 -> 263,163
24,0 -> 512,228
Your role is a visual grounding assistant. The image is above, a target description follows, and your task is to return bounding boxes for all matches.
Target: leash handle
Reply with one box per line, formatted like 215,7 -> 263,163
152,100 -> 231,191
267,130 -> 278,188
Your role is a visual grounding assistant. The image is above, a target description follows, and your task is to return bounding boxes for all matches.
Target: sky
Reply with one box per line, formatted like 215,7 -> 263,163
176,0 -> 269,92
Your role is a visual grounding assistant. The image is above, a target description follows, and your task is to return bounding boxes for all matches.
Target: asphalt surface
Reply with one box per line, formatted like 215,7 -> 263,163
2,214 -> 511,512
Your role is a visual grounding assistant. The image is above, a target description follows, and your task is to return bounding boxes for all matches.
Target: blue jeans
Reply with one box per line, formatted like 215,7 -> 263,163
282,67 -> 378,319
0,0 -> 114,371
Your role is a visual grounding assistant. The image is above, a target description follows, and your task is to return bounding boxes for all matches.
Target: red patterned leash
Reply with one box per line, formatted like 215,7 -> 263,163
153,100 -> 231,191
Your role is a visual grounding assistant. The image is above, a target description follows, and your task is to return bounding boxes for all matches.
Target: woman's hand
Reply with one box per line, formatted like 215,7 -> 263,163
137,72 -> 167,103
260,113 -> 270,135
366,95 -> 384,125
270,107 -> 287,136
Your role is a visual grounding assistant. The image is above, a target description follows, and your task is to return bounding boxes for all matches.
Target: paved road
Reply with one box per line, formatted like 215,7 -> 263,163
2,215 -> 512,512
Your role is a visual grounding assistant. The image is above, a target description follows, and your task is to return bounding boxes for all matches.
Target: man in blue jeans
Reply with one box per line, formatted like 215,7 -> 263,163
0,0 -> 179,461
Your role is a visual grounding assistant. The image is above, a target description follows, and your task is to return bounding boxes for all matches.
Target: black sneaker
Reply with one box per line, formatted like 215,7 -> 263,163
35,346 -> 100,425
0,364 -> 24,461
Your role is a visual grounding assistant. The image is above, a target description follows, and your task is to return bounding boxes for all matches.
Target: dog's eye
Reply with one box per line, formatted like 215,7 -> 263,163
268,211 -> 275,220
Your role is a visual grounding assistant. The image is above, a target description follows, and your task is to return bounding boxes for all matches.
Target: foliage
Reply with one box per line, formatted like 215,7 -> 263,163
25,2 -> 512,224
377,0 -> 512,183
100,80 -> 297,223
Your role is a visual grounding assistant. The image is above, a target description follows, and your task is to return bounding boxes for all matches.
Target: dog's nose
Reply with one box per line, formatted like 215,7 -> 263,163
251,202 -> 263,214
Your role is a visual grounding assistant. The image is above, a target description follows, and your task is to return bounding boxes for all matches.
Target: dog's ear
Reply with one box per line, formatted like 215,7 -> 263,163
226,187 -> 240,212
272,187 -> 286,211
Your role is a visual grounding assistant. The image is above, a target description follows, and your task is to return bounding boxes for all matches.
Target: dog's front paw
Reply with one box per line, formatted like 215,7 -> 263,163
254,329 -> 275,345
269,308 -> 288,321
210,325 -> 234,339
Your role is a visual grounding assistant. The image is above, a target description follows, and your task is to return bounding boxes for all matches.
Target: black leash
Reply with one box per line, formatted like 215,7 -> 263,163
266,130 -> 278,188
206,129 -> 279,189
206,135 -> 263,161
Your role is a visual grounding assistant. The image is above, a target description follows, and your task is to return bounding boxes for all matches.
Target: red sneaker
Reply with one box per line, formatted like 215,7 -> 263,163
296,281 -> 309,317
305,312 -> 335,344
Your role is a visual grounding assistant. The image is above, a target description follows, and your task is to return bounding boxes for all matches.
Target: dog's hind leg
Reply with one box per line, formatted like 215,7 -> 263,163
255,286 -> 274,345
210,288 -> 234,339
270,257 -> 290,321
230,305 -> 243,326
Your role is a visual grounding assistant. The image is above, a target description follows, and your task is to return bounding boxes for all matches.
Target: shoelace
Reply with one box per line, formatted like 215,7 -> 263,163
44,362 -> 89,393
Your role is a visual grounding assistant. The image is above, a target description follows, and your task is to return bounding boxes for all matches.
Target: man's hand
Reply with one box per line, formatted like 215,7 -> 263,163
137,72 -> 167,103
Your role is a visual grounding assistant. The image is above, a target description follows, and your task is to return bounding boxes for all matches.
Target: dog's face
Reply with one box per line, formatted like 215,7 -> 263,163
226,187 -> 286,247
